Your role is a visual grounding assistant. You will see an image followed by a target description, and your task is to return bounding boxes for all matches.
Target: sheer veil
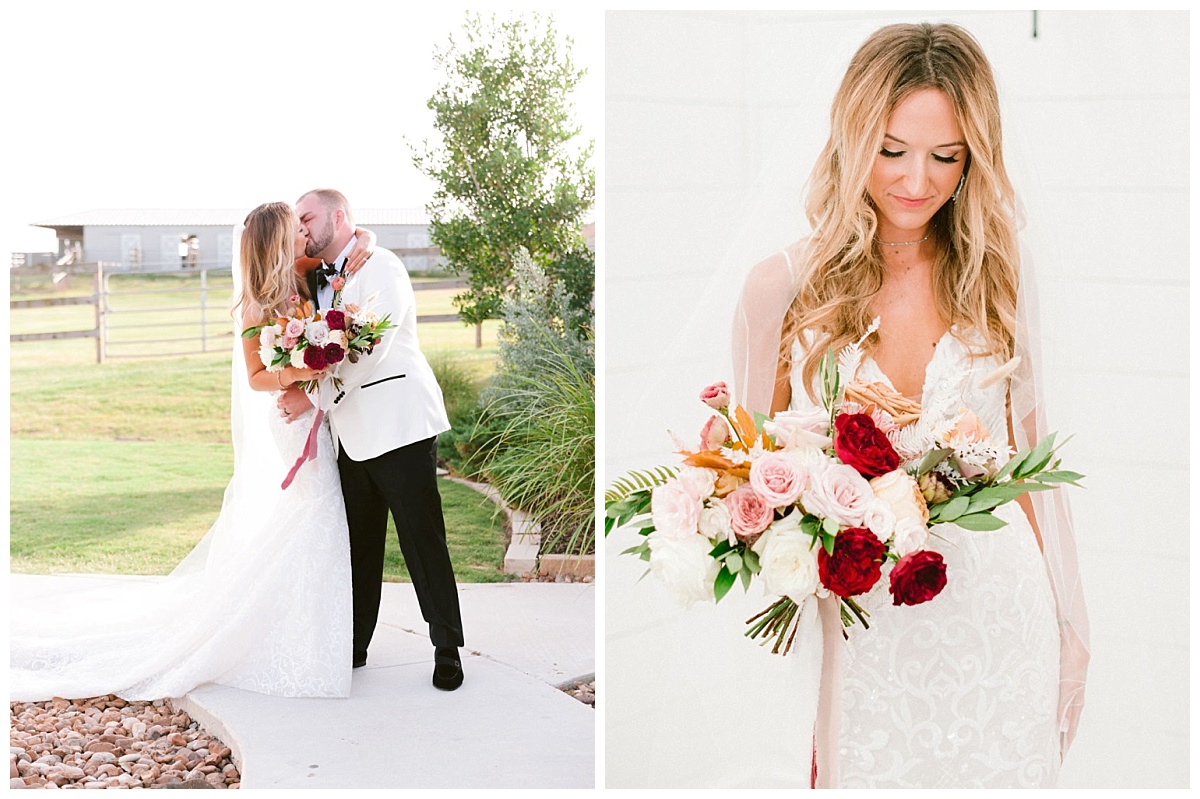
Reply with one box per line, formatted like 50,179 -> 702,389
731,210 -> 1091,778
9,223 -> 297,701
171,223 -> 286,578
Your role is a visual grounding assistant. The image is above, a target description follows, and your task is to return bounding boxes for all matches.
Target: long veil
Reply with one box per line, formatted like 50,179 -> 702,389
731,231 -> 1091,781
9,224 -> 298,701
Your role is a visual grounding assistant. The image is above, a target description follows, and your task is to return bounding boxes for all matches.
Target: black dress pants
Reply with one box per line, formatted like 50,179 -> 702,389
338,435 -> 464,655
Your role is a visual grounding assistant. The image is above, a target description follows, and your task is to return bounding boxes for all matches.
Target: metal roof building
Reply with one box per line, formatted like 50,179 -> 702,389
30,208 -> 438,271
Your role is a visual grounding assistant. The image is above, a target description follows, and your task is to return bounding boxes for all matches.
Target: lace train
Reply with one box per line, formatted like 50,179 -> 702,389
10,401 -> 353,701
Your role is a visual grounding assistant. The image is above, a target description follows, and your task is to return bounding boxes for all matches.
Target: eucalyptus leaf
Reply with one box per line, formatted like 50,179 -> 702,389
952,512 -> 1009,531
937,495 -> 971,522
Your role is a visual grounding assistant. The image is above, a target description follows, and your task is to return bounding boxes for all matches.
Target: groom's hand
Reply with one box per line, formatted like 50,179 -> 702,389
277,386 -> 313,423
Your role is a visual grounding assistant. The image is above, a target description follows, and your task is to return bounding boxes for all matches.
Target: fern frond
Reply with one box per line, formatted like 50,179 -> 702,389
604,465 -> 677,503
837,316 -> 881,386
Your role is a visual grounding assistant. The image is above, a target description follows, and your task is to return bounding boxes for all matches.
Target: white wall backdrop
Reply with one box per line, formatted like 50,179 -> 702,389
603,10 -> 1188,789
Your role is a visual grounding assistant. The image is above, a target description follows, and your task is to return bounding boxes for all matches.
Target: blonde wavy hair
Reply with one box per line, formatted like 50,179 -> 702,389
783,22 -> 1020,399
235,202 -> 300,324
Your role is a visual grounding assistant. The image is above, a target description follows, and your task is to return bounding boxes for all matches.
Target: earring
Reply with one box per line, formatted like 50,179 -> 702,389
951,173 -> 966,202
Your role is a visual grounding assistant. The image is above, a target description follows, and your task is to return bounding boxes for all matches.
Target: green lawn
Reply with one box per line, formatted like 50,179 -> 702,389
10,284 -> 509,581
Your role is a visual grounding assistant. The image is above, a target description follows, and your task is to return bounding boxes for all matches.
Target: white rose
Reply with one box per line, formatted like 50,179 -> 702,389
260,324 -> 282,348
801,462 -> 875,527
764,407 -> 833,450
891,517 -> 929,557
258,344 -> 277,369
305,319 -> 330,346
869,469 -> 929,525
697,501 -> 734,544
675,466 -> 717,502
289,347 -> 307,369
648,533 -> 719,608
650,481 -> 702,541
752,513 -> 825,602
861,498 -> 896,542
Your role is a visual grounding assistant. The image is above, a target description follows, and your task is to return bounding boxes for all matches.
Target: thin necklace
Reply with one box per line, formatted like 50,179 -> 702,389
876,232 -> 931,247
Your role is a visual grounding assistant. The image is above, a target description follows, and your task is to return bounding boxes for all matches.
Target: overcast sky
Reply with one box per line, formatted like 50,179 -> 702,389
1,3 -> 601,258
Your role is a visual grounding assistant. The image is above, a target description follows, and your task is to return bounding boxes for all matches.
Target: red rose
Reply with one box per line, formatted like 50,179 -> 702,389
699,382 -> 730,410
834,413 -> 899,478
888,550 -> 947,606
323,343 -> 345,365
818,527 -> 886,597
302,345 -> 328,371
324,309 -> 346,330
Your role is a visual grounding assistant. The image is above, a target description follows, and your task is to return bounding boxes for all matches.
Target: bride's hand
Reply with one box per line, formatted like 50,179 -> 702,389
345,227 -> 376,275
285,366 -> 325,384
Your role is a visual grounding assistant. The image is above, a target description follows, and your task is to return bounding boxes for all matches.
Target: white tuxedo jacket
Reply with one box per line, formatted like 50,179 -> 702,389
325,249 -> 450,461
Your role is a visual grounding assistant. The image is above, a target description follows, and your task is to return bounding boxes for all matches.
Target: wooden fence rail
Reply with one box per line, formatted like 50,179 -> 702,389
10,264 -> 470,363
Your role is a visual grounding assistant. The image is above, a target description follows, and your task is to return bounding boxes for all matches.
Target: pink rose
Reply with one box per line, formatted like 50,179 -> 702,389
724,485 -> 774,543
651,481 -> 702,541
699,382 -> 730,410
281,336 -> 298,350
285,318 -> 305,338
330,276 -> 346,292
801,461 -> 875,527
749,452 -> 807,508
700,415 -> 732,451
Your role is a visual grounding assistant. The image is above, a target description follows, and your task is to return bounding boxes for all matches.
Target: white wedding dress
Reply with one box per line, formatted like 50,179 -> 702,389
10,397 -> 353,702
11,237 -> 353,701
791,327 -> 1061,788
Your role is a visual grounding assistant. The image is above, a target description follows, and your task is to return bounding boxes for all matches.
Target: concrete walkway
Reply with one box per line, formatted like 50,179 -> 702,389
13,576 -> 596,789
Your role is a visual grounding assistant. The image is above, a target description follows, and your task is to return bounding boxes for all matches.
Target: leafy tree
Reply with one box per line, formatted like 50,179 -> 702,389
414,12 -> 594,329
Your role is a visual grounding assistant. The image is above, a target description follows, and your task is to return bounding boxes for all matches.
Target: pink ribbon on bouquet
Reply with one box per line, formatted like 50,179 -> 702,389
281,408 -> 325,490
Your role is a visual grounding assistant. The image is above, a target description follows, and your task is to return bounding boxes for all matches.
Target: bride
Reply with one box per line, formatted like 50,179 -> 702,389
730,23 -> 1090,787
10,202 -> 372,702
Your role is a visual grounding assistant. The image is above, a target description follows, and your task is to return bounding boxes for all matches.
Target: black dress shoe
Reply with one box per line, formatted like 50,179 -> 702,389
432,647 -> 463,691
353,653 -> 367,669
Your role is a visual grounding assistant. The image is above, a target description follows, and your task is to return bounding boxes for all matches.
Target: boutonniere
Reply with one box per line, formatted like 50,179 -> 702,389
330,275 -> 346,308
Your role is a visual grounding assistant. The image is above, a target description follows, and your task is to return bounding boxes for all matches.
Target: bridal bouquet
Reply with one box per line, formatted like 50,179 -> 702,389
242,288 -> 394,393
606,327 -> 1082,655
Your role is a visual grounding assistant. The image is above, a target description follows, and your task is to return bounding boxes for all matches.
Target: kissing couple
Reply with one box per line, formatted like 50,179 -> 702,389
11,189 -> 465,702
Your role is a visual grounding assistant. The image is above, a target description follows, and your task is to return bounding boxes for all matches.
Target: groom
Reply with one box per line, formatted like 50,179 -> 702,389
278,188 -> 465,690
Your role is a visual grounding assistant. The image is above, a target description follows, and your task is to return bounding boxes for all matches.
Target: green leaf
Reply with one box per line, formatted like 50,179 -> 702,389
1017,433 -> 1057,479
725,552 -> 744,573
800,515 -> 822,540
714,567 -> 737,602
1037,470 -> 1086,486
935,494 -> 970,522
241,326 -> 262,339
952,512 -> 1009,531
739,567 -> 753,591
994,450 -> 1028,482
709,539 -> 734,559
821,517 -> 840,537
821,532 -> 836,556
742,548 -> 761,574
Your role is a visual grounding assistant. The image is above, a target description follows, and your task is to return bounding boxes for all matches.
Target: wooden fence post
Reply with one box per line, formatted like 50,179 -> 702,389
95,262 -> 105,364
200,268 -> 208,353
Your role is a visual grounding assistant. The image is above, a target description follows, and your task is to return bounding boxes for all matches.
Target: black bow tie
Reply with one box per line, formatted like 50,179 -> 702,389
316,260 -> 343,289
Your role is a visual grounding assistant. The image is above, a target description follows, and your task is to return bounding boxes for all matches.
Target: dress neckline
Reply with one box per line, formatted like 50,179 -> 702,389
863,327 -> 956,405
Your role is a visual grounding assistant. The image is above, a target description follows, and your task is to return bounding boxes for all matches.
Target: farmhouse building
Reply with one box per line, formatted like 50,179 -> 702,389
27,208 -> 441,272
